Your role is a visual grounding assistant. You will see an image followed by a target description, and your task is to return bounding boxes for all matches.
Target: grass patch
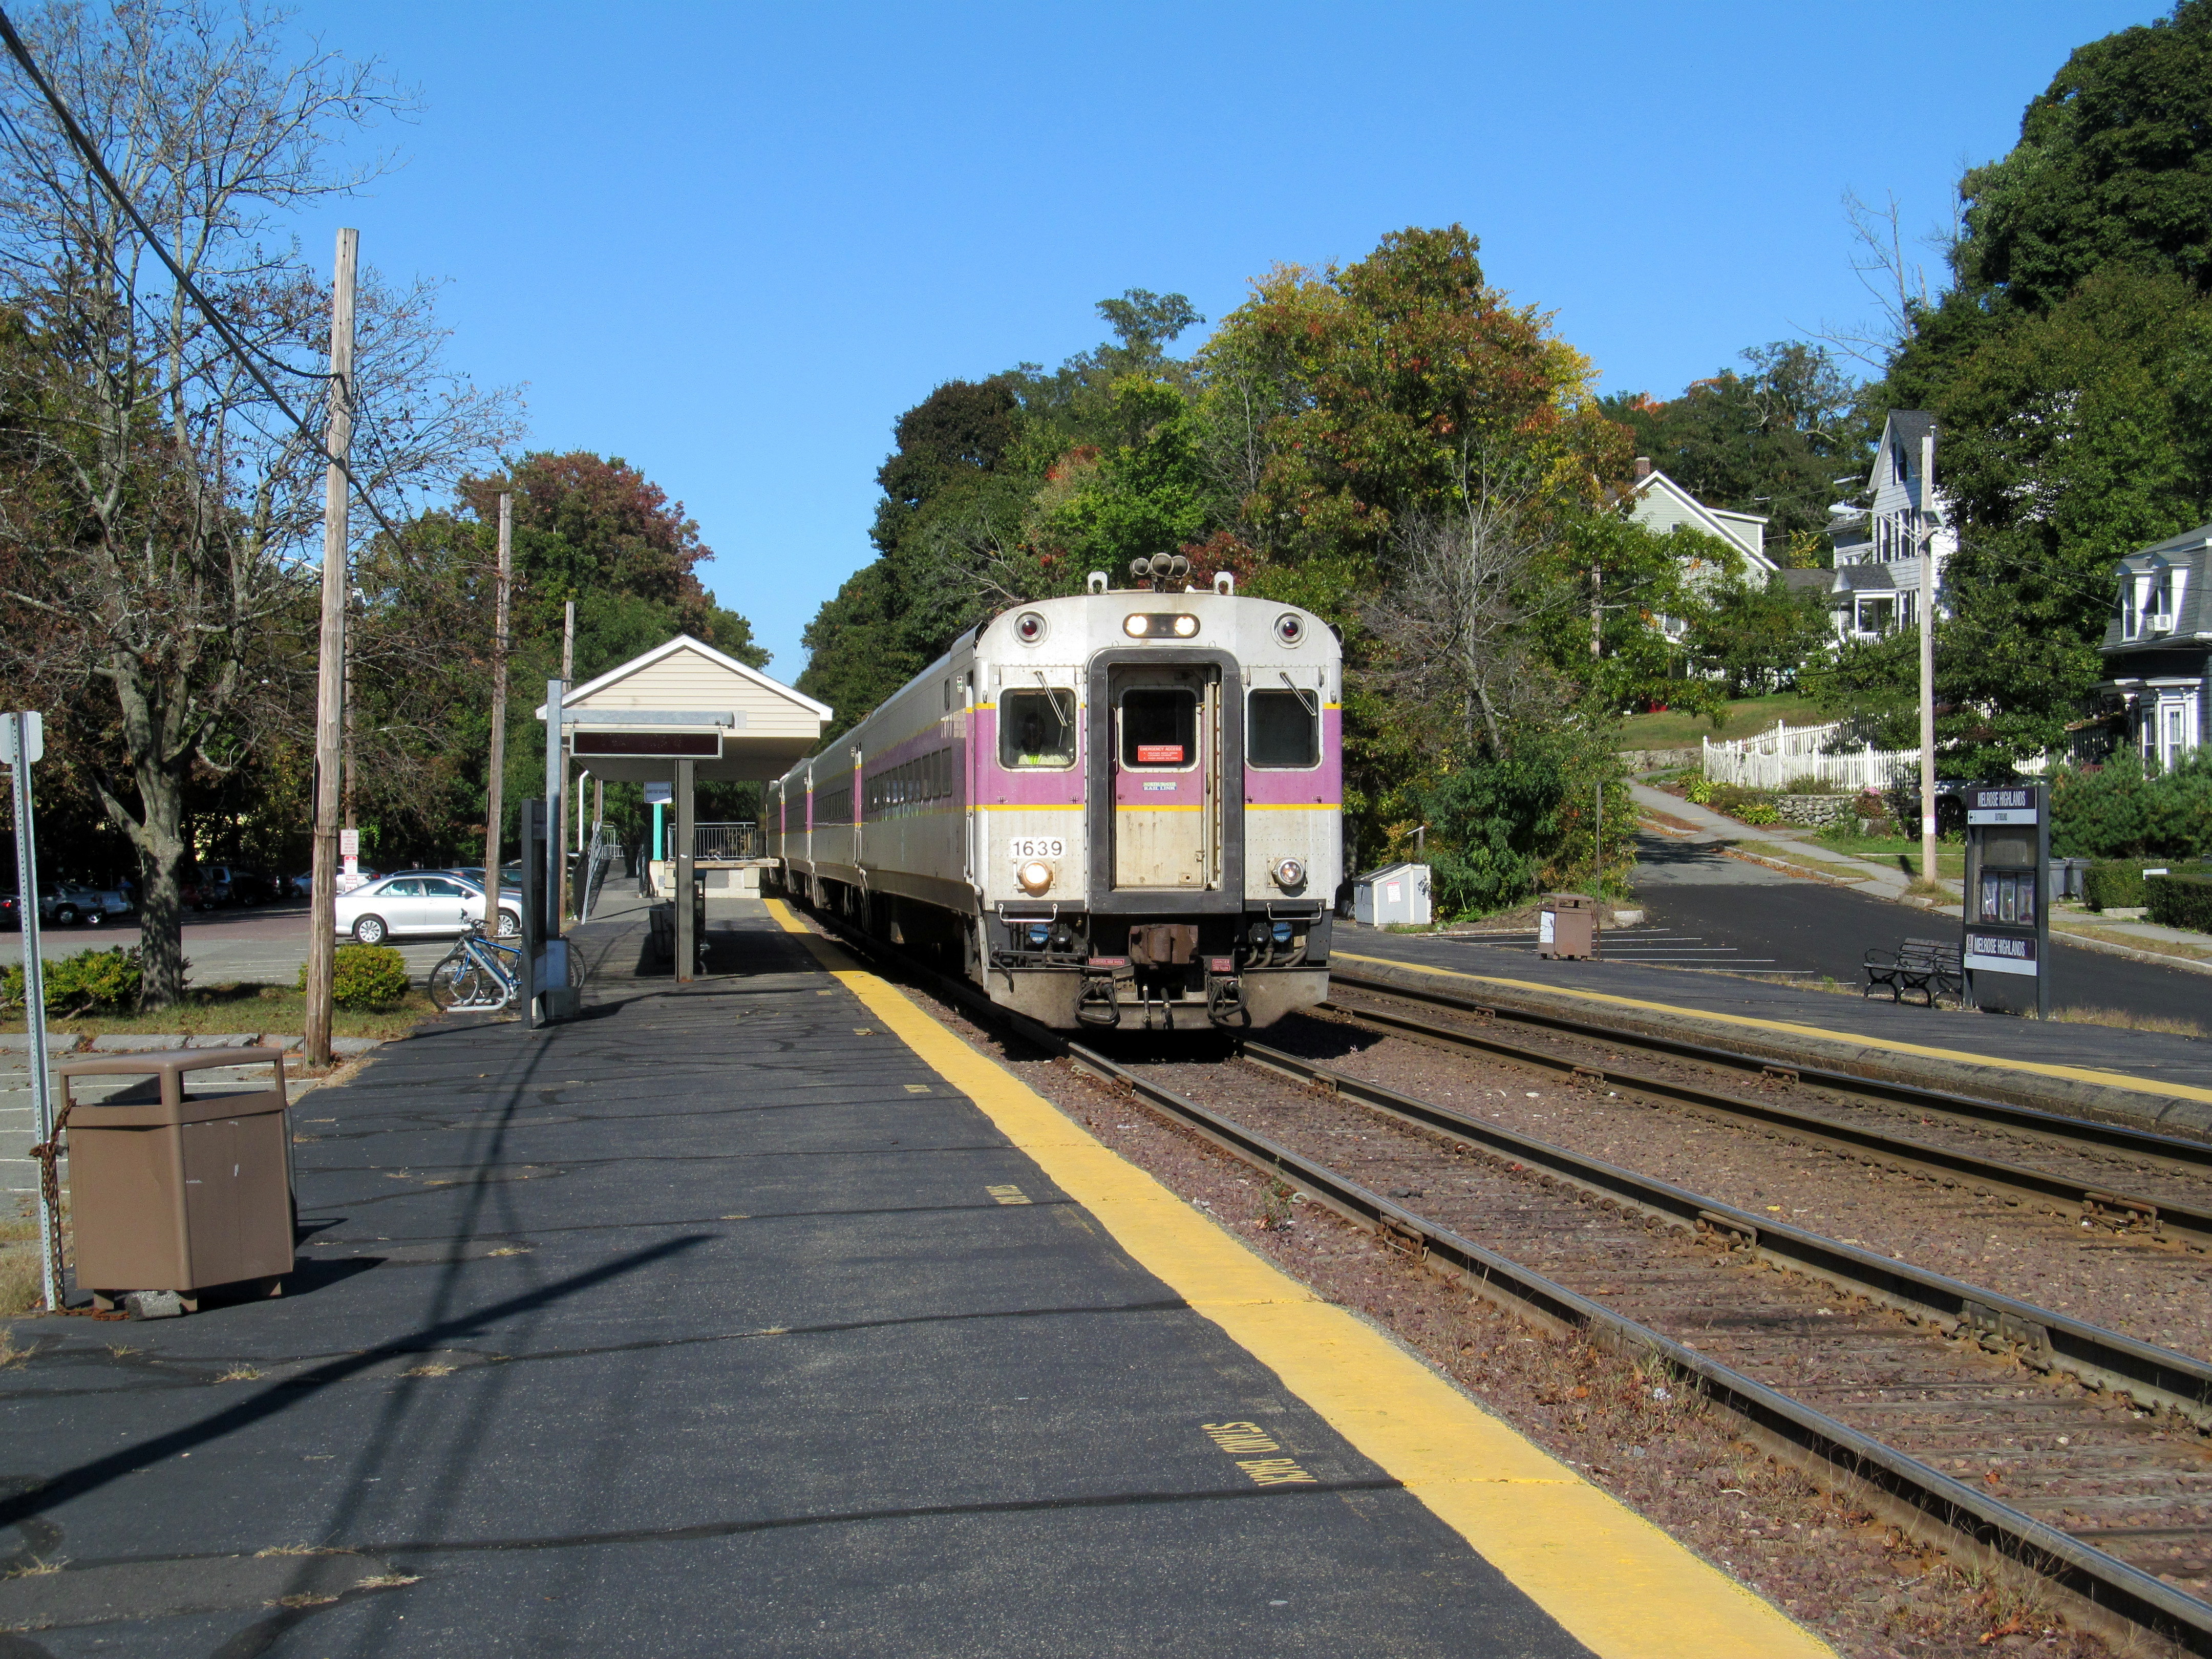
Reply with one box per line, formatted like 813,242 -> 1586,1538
2051,921 -> 2212,964
2043,1005 -> 2212,1038
1617,692 -> 1832,751
0,980 -> 433,1040
0,1197 -> 42,1320
1809,832 -> 1968,881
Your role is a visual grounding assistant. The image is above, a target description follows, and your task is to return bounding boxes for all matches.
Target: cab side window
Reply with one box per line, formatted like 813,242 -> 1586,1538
1000,689 -> 1075,768
1248,690 -> 1319,768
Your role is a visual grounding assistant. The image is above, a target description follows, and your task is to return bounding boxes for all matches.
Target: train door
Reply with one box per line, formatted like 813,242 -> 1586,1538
1110,664 -> 1219,890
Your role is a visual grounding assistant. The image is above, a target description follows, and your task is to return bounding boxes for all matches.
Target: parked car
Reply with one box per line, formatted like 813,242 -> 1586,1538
46,881 -> 133,926
446,865 -> 522,890
0,889 -> 18,930
334,873 -> 520,946
190,864 -> 280,907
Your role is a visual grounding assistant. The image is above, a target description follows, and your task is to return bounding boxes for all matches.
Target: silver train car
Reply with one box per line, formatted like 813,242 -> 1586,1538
767,569 -> 1342,1030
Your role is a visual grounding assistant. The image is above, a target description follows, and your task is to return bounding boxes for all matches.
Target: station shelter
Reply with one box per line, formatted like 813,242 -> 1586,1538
536,634 -> 831,980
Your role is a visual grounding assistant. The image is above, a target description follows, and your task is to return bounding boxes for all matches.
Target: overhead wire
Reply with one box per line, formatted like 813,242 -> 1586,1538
0,5 -> 409,548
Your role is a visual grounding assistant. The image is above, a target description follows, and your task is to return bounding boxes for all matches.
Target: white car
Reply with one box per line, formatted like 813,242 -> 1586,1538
334,873 -> 520,946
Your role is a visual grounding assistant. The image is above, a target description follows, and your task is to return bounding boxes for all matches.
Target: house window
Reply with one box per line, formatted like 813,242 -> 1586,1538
1892,443 -> 1908,484
1854,596 -> 1896,635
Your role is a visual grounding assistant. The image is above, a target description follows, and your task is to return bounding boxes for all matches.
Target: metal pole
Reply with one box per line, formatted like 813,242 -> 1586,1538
304,226 -> 357,1071
545,679 -> 565,944
6,714 -> 56,1310
557,602 -> 575,923
1918,424 -> 1939,897
482,492 -> 512,911
675,758 -> 695,984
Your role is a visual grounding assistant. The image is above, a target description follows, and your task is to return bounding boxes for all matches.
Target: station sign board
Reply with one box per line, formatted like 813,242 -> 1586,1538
1963,930 -> 2037,977
571,731 -> 721,759
1960,781 -> 2048,1015
1967,785 -> 2037,826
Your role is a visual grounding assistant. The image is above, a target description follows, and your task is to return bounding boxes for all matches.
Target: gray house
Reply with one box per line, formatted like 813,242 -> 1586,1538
1817,410 -> 1956,643
2096,521 -> 2212,770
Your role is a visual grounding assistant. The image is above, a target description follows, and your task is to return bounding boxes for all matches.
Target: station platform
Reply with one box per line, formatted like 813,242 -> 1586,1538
1338,924 -> 2212,1140
0,893 -> 1822,1656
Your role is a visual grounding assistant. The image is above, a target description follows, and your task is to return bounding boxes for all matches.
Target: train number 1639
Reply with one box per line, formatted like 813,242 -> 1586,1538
1008,837 -> 1067,861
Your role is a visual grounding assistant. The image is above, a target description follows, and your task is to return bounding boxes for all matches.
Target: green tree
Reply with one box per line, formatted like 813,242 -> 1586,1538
1826,3 -> 2212,774
1953,0 -> 2212,312
1601,343 -> 1874,547
1688,570 -> 1833,697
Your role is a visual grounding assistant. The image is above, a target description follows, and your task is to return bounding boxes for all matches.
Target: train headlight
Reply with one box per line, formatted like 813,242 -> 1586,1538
1014,611 -> 1047,644
1123,614 -> 1150,637
1018,860 -> 1054,895
1275,612 -> 1306,646
1172,614 -> 1198,637
1271,856 -> 1306,889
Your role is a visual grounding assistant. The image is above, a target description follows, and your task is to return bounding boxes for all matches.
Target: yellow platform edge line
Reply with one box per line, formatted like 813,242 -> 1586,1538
1336,949 -> 2212,1109
762,899 -> 1831,1659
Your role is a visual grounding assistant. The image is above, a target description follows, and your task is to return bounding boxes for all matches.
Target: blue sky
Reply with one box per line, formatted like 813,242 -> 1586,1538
289,1 -> 2158,677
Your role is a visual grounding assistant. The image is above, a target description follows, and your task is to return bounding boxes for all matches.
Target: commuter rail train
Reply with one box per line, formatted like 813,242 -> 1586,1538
767,563 -> 1341,1030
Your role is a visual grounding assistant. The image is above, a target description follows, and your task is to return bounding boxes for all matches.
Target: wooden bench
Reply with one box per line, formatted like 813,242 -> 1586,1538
1862,937 -> 1963,1007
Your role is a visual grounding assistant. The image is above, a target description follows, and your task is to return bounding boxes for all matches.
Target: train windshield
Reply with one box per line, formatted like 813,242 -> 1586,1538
1121,689 -> 1196,768
1247,690 -> 1318,768
1000,688 -> 1075,768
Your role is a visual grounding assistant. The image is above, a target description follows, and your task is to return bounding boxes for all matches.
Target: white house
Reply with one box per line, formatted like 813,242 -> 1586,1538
1625,460 -> 1775,647
2095,521 -> 2212,771
1817,410 -> 1958,643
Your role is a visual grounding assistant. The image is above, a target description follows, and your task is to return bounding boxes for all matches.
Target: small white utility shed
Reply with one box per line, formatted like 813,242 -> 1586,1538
535,634 -> 831,980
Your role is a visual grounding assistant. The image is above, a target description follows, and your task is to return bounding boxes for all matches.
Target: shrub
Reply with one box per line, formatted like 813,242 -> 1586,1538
296,945 -> 411,1011
2052,750 -> 2212,858
2149,874 -> 2212,933
1780,774 -> 1842,796
1683,774 -> 1714,804
2083,858 -> 2212,911
1,947 -> 143,1016
2083,861 -> 2148,910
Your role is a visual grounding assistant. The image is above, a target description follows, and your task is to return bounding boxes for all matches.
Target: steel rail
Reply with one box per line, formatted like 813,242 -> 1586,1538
1330,965 -> 2212,1168
1239,1040 -> 2212,1422
1322,987 -> 2212,1251
1096,1046 -> 2212,1654
790,903 -> 2212,1651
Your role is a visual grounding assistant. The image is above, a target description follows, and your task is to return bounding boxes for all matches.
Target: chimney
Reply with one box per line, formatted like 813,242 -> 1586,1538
1633,456 -> 1652,480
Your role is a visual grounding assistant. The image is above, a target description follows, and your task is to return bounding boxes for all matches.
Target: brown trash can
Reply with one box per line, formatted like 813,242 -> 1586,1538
1538,893 -> 1601,961
54,1049 -> 293,1311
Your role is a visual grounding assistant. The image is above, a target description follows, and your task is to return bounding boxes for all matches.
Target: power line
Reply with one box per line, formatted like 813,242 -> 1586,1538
0,6 -> 406,548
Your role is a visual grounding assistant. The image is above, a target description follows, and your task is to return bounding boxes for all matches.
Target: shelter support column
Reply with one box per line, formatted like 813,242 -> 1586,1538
675,759 -> 696,983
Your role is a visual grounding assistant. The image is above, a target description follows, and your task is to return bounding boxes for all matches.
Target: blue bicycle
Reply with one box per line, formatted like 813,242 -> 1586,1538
429,920 -> 523,1012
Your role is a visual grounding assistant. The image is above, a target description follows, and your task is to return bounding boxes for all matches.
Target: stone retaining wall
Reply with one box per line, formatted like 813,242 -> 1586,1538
1777,793 -> 1853,827
1619,748 -> 1698,773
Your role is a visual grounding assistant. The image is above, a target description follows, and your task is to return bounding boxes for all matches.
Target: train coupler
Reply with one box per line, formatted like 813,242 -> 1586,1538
1077,971 -> 1122,1028
1205,959 -> 1249,1029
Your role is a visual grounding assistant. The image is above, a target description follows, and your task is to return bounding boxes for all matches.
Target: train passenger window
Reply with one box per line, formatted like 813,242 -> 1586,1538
1000,689 -> 1075,768
1122,689 -> 1196,768
1247,690 -> 1319,768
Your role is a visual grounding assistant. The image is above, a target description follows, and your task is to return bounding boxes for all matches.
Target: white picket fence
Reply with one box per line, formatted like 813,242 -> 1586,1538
1701,720 -> 1918,794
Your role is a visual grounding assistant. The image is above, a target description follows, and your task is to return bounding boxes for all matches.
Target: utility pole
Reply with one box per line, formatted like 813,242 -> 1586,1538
482,491 -> 512,912
1918,424 -> 1939,895
304,226 -> 357,1071
557,599 -> 575,922
5,712 -> 56,1310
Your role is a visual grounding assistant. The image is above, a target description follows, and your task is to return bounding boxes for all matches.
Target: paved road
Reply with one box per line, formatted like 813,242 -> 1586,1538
1613,832 -> 2209,1028
3,905 -> 473,988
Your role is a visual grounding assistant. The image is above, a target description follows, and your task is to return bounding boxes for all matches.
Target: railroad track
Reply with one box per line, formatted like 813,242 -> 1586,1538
797,909 -> 2212,1652
1322,974 -> 2212,1254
